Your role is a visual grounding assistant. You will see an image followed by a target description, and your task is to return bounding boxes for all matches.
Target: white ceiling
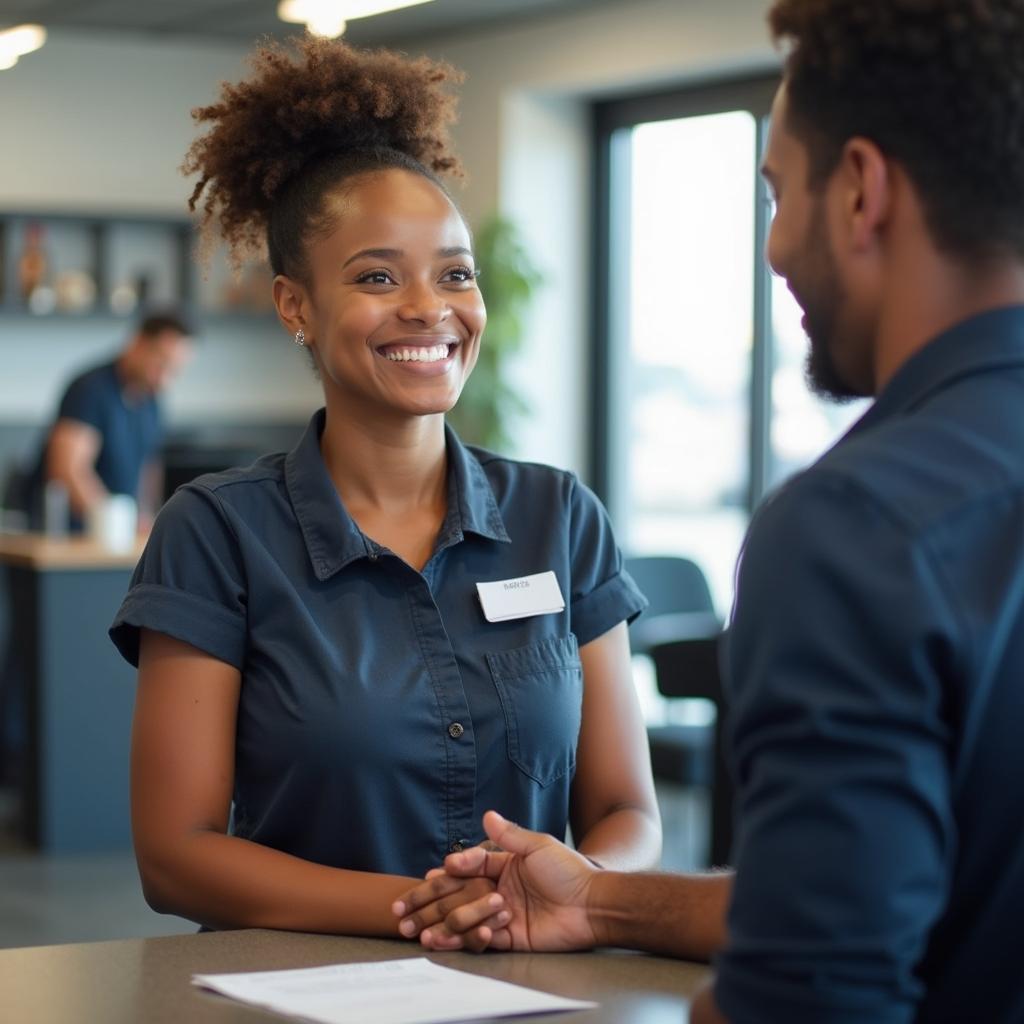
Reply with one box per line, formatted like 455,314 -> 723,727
0,0 -> 608,46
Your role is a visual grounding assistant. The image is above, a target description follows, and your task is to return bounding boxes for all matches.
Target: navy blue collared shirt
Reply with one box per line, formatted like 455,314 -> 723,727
49,359 -> 161,496
717,307 -> 1024,1023
29,359 -> 161,529
110,410 -> 645,878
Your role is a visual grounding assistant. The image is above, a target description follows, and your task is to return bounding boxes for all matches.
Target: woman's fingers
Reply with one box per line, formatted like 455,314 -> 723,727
397,889 -> 479,936
396,879 -> 501,937
445,894 -> 509,935
402,891 -> 507,941
392,871 -> 467,919
420,905 -> 513,951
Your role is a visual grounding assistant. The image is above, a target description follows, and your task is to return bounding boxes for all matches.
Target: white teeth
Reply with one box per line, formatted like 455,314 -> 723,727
385,344 -> 452,363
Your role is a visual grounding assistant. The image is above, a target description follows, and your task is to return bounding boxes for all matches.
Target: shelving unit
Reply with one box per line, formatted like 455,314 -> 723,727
0,211 -> 276,325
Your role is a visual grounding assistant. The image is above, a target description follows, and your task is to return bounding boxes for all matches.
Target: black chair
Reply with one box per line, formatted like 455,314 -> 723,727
626,555 -> 720,658
624,556 -> 731,866
650,635 -> 733,866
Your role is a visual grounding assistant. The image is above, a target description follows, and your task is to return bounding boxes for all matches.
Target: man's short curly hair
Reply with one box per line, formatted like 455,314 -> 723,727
769,0 -> 1024,261
182,35 -> 464,280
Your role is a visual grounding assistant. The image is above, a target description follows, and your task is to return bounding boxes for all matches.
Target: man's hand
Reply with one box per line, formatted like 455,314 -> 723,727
392,810 -> 600,953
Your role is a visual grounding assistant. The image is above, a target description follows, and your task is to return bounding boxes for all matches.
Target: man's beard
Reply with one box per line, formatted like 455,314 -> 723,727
798,204 -> 864,403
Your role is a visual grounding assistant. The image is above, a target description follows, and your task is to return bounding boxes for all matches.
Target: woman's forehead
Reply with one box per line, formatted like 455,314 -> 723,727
321,169 -> 469,248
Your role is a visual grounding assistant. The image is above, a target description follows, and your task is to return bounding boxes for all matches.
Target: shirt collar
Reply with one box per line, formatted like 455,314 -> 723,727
846,305 -> 1024,439
285,410 -> 509,582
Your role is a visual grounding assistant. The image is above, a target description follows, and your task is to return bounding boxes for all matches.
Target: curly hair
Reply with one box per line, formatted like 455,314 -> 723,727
182,35 -> 464,278
768,0 -> 1024,261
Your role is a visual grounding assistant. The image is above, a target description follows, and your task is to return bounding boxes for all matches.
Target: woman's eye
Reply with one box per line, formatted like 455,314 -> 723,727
443,265 -> 478,284
355,269 -> 396,286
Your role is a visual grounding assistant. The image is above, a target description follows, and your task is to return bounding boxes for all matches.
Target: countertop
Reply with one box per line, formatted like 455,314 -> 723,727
0,531 -> 145,570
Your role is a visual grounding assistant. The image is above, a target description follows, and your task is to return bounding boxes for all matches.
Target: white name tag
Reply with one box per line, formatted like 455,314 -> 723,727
476,571 -> 566,623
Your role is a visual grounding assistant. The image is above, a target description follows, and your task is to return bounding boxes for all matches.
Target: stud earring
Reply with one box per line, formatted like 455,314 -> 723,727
294,328 -> 305,347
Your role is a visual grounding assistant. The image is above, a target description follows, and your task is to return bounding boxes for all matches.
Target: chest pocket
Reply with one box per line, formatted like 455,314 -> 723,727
486,634 -> 583,788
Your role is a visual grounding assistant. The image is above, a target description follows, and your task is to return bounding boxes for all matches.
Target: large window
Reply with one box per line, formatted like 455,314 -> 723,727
593,77 -> 864,614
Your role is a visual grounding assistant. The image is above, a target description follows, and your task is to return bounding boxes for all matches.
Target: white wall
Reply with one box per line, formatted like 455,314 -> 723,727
0,2 -> 777,465
0,32 -> 249,214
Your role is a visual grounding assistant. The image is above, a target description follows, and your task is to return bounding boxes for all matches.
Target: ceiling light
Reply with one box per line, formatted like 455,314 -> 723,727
0,23 -> 46,66
277,1 -> 436,39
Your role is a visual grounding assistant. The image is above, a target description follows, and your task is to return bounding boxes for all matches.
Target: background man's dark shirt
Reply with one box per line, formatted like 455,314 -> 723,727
34,359 -> 162,506
57,362 -> 160,497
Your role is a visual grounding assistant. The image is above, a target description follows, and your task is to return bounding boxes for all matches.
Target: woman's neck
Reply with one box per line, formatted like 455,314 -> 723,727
319,401 -> 448,517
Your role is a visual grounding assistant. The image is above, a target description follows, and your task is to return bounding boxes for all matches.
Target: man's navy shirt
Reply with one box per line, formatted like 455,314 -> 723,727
717,307 -> 1024,1023
47,359 -> 162,499
110,410 -> 645,878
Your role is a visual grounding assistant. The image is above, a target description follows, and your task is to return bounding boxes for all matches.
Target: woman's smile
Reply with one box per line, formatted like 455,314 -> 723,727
376,337 -> 461,374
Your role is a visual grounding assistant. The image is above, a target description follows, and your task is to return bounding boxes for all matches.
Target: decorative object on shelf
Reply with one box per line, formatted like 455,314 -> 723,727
18,220 -> 49,303
109,281 -> 139,315
55,270 -> 97,313
446,215 -> 541,452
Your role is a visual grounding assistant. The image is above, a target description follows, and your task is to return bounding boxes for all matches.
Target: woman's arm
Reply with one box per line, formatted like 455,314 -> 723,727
569,622 -> 661,871
132,629 -> 492,935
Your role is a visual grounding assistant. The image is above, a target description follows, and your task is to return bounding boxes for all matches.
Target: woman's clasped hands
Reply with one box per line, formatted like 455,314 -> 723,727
391,810 -> 602,954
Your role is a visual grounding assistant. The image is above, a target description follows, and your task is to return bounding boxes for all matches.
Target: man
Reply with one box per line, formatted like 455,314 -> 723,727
393,2 -> 1024,1021
35,310 -> 193,530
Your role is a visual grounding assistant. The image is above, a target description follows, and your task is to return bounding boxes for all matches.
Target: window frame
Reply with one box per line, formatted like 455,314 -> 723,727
589,74 -> 781,522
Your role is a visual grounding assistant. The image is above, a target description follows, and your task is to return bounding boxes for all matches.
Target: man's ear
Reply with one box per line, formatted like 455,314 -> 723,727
839,136 -> 891,253
273,275 -> 311,340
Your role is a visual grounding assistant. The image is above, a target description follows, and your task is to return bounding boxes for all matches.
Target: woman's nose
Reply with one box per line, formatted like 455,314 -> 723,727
397,283 -> 450,325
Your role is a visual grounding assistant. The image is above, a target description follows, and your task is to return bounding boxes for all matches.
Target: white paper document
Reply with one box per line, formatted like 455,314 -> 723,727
192,956 -> 597,1024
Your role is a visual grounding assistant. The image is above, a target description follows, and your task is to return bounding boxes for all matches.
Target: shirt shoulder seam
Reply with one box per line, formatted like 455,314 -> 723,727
186,468 -> 284,495
470,449 -> 574,480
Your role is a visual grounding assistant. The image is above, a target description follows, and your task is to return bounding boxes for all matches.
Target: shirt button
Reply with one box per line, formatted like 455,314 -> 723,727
447,722 -> 465,739
450,841 -> 465,853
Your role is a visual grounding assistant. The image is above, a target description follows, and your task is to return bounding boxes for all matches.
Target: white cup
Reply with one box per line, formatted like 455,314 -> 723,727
88,494 -> 137,552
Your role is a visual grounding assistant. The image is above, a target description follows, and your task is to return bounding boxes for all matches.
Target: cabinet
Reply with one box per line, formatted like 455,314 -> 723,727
0,211 -> 276,323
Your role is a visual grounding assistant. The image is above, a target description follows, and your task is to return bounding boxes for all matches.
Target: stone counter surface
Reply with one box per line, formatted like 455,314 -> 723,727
0,928 -> 711,1024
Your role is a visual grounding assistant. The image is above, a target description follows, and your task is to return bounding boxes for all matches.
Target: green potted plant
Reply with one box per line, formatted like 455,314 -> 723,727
447,215 -> 541,451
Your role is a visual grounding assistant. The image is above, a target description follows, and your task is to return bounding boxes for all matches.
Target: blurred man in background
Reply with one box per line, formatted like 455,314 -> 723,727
34,309 -> 193,531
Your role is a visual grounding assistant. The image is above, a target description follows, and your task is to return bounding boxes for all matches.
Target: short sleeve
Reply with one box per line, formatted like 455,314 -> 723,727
58,370 -> 106,431
109,484 -> 248,670
714,471 -> 957,1024
567,475 -> 647,646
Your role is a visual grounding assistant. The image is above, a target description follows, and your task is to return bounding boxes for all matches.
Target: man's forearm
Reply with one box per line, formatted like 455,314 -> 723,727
58,466 -> 107,521
138,459 -> 164,525
587,869 -> 732,961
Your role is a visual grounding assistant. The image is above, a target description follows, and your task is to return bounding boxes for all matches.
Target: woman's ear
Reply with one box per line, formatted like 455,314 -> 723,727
273,274 -> 311,340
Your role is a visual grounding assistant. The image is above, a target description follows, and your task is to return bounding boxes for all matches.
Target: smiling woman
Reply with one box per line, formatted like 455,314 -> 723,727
107,34 -> 660,947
